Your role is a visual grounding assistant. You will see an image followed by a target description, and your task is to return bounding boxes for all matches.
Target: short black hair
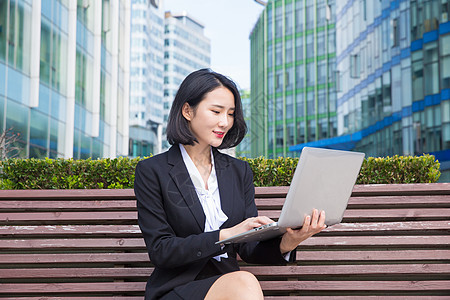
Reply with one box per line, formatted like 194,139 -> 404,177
166,68 -> 247,149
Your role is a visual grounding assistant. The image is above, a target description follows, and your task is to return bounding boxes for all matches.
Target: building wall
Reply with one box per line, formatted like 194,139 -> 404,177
250,0 -> 338,159
162,11 -> 211,152
290,0 -> 450,180
0,0 -> 130,159
129,0 -> 164,157
236,89 -> 251,158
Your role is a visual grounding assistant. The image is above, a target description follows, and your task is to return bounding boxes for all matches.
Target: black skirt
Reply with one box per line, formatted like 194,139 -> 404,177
160,274 -> 221,299
160,259 -> 227,299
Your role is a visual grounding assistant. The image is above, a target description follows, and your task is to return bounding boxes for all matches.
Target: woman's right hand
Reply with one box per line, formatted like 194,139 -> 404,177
219,216 -> 274,242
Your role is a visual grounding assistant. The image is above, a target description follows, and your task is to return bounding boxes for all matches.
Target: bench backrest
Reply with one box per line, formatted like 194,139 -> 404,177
1,183 -> 449,298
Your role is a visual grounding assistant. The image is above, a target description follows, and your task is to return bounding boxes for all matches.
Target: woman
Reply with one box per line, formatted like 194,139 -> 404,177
134,69 -> 326,299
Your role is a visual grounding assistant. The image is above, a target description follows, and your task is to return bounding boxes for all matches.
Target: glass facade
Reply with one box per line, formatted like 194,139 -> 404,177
129,0 -> 164,157
236,89 -> 251,157
250,0 -> 337,158
162,12 -> 211,152
290,0 -> 450,181
0,0 -> 130,159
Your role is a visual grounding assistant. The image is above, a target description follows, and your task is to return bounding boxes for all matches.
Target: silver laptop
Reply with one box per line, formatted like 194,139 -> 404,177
216,147 -> 365,245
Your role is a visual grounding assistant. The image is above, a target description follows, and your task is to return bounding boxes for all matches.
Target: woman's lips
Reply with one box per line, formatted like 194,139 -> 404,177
214,131 -> 225,138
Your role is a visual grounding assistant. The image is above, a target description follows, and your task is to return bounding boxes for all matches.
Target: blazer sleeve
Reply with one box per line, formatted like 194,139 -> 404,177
233,161 -> 296,265
135,160 -> 226,269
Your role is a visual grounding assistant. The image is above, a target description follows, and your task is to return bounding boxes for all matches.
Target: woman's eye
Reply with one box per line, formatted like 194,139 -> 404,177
212,110 -> 219,114
228,113 -> 235,117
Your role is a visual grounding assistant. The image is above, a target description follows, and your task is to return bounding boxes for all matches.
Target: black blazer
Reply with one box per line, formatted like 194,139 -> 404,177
134,145 -> 294,299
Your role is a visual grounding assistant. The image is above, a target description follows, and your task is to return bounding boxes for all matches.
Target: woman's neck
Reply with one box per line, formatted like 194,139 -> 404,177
182,144 -> 212,189
182,144 -> 212,168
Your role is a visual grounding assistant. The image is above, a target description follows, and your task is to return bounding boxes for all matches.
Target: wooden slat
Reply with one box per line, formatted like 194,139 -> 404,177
0,200 -> 136,210
1,249 -> 449,265
264,297 -> 449,300
300,235 -> 450,248
2,208 -> 448,225
3,298 -> 143,300
2,236 -> 449,251
1,264 -> 448,279
0,189 -> 136,200
0,282 -> 146,294
0,224 -> 142,237
1,280 -> 449,295
254,183 -> 450,197
2,195 -> 447,211
0,238 -> 146,250
260,208 -> 450,220
2,221 -> 448,238
259,280 -> 450,292
0,183 -> 447,200
255,195 -> 450,209
295,250 -> 450,262
0,211 -> 137,224
0,252 -> 150,264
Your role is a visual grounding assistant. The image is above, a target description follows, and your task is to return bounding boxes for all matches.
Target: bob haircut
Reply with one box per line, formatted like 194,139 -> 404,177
166,68 -> 247,149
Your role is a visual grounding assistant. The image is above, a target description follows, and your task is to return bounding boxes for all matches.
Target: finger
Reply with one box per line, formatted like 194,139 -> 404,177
318,210 -> 326,228
310,209 -> 319,228
255,216 -> 275,225
302,215 -> 311,232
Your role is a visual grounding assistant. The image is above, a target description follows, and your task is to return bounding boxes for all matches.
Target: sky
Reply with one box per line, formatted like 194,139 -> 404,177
163,0 -> 266,90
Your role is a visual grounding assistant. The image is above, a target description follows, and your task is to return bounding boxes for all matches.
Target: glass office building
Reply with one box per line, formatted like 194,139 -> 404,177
290,0 -> 450,180
236,89 -> 252,158
0,0 -> 130,159
250,0 -> 337,158
162,11 -> 211,152
129,0 -> 164,157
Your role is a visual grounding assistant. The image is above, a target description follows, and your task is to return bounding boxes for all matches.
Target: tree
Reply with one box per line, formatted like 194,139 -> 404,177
0,127 -> 23,160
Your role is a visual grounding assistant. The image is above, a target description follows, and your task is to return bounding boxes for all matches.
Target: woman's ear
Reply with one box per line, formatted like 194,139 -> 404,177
181,102 -> 193,121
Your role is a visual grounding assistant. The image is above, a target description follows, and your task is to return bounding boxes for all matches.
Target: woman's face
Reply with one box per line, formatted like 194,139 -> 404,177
182,86 -> 235,148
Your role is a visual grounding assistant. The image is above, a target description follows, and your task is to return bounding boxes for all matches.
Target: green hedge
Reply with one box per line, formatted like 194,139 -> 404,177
0,154 -> 440,189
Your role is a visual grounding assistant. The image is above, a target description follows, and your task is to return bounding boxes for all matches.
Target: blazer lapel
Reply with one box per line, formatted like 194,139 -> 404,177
168,145 -> 205,232
213,148 -> 234,222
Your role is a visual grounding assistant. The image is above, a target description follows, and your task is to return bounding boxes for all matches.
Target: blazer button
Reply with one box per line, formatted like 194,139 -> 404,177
197,251 -> 202,257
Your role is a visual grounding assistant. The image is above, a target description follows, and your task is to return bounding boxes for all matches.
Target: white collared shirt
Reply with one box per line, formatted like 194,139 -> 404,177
179,144 -> 228,261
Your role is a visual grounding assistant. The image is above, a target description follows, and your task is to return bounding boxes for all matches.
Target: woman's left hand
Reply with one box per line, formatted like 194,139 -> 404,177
279,209 -> 326,254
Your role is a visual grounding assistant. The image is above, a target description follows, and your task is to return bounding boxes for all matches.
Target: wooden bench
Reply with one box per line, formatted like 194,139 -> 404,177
0,183 -> 449,299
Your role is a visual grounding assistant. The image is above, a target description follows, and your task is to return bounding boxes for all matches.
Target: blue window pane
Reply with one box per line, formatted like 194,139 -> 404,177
38,84 -> 51,114
7,68 -> 30,105
41,1 -> 52,20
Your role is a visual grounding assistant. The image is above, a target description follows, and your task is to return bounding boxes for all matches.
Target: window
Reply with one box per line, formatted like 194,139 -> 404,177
306,34 -> 314,59
317,31 -> 325,57
306,62 -> 315,86
440,35 -> 450,89
296,93 -> 304,118
423,42 -> 439,95
287,123 -> 294,146
286,95 -> 293,119
285,3 -> 293,35
295,2 -> 303,32
317,60 -> 326,84
275,5 -> 283,38
275,69 -> 283,92
296,64 -> 304,89
295,36 -> 303,61
350,54 -> 360,78
285,39 -> 293,63
391,18 -> 399,47
275,43 -> 282,66
306,0 -> 315,30
276,97 -> 283,120
307,91 -> 315,115
276,124 -> 284,148
285,67 -> 294,90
